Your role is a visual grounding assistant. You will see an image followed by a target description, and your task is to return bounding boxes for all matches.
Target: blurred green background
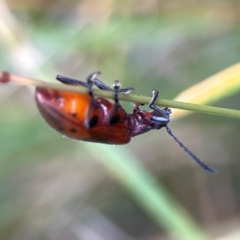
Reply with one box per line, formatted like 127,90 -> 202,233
1,0 -> 240,239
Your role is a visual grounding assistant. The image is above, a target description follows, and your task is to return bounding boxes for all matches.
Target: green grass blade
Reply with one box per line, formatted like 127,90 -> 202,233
83,143 -> 210,240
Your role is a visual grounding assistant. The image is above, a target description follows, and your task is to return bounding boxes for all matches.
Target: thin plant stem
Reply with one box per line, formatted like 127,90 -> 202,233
1,71 -> 240,119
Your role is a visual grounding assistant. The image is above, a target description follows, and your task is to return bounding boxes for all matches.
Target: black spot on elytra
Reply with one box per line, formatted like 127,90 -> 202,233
110,114 -> 120,125
89,115 -> 98,128
71,113 -> 77,118
70,128 -> 77,133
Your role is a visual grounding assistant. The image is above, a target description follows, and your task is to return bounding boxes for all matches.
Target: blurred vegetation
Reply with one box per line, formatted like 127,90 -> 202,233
1,0 -> 240,239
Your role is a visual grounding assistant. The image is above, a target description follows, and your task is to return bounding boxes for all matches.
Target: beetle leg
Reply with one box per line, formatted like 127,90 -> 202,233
56,71 -> 100,88
119,87 -> 134,94
107,80 -> 135,125
106,80 -> 121,125
149,89 -> 171,117
92,78 -> 113,91
83,72 -> 102,129
93,78 -> 134,94
56,75 -> 89,88
112,80 -> 121,104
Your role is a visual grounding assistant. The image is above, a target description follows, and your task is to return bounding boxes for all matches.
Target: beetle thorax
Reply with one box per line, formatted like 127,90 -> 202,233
127,109 -> 169,137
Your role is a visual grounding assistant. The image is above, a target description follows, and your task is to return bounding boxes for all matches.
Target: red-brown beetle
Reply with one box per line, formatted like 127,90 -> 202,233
35,72 -> 215,173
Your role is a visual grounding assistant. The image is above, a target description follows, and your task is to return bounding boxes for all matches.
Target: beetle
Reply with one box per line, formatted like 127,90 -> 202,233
35,72 -> 215,173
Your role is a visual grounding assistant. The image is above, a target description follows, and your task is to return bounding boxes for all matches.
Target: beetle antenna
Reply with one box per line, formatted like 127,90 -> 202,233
166,126 -> 216,173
